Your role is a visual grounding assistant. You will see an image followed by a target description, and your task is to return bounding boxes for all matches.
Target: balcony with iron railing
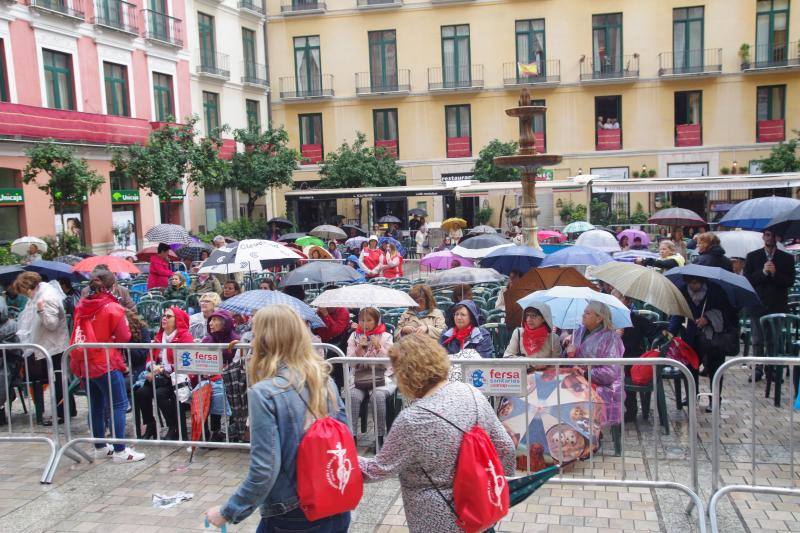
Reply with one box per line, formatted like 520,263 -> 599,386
238,0 -> 264,16
355,69 -> 411,96
580,54 -> 639,82
242,62 -> 268,87
28,0 -> 85,21
279,75 -> 334,100
356,0 -> 401,8
196,51 -> 230,79
92,0 -> 138,35
141,9 -> 182,48
741,41 -> 800,71
280,0 -> 325,14
502,59 -> 560,87
658,48 -> 722,77
428,65 -> 483,91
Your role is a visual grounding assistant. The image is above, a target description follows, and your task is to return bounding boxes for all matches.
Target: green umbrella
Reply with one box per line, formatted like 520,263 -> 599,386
485,466 -> 560,532
562,221 -> 595,234
295,235 -> 325,248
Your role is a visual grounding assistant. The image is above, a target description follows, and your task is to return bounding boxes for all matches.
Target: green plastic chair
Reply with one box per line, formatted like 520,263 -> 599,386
161,299 -> 187,312
137,300 -> 163,330
636,309 -> 661,323
760,313 -> 800,407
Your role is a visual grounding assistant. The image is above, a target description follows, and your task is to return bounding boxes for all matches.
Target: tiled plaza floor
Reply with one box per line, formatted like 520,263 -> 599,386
2,361 -> 800,532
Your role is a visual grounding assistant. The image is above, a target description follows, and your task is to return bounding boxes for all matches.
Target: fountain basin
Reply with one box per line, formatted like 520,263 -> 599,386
494,154 -> 563,169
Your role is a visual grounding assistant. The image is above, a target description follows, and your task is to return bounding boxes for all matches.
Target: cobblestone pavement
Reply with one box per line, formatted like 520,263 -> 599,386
2,362 -> 800,532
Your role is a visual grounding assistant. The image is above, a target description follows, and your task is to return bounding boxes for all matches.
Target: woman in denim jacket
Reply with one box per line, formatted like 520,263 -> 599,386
205,304 -> 349,533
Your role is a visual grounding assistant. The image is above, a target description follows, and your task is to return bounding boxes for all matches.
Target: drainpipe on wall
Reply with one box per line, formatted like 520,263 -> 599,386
262,0 -> 272,126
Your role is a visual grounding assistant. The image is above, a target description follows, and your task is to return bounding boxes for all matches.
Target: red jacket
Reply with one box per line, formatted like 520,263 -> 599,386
361,248 -> 384,278
147,254 -> 172,289
314,307 -> 351,342
151,307 -> 195,367
70,292 -> 131,379
382,253 -> 404,278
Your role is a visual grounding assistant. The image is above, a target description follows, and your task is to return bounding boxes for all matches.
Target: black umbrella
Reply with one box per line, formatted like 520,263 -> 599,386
0,265 -> 23,286
378,215 -> 402,224
267,217 -> 294,229
342,224 -> 367,236
408,208 -> 428,217
485,466 -> 560,533
765,204 -> 800,239
278,232 -> 307,242
280,262 -> 363,287
175,242 -> 213,261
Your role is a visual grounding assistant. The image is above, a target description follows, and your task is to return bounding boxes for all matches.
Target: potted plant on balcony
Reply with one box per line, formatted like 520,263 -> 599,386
739,43 -> 751,68
647,169 -> 656,178
721,167 -> 730,175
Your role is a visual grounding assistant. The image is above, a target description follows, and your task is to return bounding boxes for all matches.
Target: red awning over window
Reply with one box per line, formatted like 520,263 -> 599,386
758,119 -> 785,143
447,136 -> 471,158
675,123 -> 701,147
596,128 -> 621,151
301,143 -> 323,164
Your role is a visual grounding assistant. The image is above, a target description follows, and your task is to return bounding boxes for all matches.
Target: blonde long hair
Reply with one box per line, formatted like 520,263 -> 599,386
247,305 -> 334,418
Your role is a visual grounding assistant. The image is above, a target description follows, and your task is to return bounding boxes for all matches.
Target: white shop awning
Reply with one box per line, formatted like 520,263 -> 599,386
591,173 -> 800,193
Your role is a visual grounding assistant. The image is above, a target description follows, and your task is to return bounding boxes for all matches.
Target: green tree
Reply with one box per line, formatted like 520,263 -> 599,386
759,134 -> 800,173
227,127 -> 300,219
629,202 -> 649,224
476,207 -> 494,225
558,201 -> 587,223
111,116 -> 229,223
473,139 -> 520,183
22,140 -> 105,233
318,132 -> 404,188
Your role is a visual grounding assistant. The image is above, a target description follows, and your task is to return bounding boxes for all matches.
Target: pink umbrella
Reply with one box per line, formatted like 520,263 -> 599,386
420,250 -> 474,270
617,229 -> 650,246
537,230 -> 566,243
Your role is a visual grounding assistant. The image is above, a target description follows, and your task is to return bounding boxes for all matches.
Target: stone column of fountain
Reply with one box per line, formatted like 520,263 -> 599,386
493,89 -> 562,250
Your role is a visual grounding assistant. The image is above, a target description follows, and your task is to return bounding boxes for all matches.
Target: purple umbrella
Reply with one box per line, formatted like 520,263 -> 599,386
617,229 -> 650,246
420,250 -> 474,271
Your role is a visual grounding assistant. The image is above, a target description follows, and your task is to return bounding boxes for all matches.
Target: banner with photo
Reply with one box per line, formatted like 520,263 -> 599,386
54,212 -> 84,244
112,209 -> 137,251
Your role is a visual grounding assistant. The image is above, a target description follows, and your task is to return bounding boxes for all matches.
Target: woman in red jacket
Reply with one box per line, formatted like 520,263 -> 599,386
147,243 -> 173,290
134,306 -> 194,440
382,243 -> 404,278
359,235 -> 384,279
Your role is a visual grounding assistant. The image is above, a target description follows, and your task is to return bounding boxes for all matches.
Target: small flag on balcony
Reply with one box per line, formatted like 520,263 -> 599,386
517,62 -> 539,77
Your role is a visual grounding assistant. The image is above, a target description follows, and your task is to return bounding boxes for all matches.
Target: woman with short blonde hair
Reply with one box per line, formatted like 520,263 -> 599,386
205,305 -> 348,531
359,334 -> 515,533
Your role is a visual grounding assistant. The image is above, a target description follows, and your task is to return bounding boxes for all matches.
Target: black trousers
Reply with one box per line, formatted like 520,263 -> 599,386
134,379 -> 178,430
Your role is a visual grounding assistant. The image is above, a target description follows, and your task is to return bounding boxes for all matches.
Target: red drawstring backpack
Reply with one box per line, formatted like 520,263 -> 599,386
295,388 -> 363,521
419,389 -> 510,533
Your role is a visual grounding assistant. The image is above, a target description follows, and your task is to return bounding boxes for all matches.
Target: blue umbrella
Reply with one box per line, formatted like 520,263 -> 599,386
24,260 -> 84,282
663,264 -> 761,308
540,245 -> 614,267
517,286 -> 632,329
219,290 -> 325,328
719,196 -> 800,230
764,204 -> 800,239
378,236 -> 406,257
480,246 -> 545,275
0,265 -> 23,286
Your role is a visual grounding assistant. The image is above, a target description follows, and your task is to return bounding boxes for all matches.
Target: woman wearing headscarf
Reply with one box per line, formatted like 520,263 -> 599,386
359,235 -> 384,279
396,284 -> 446,340
346,307 -> 394,447
564,301 -> 624,427
134,306 -> 194,440
439,300 -> 493,359
504,303 -> 561,360
201,309 -> 239,441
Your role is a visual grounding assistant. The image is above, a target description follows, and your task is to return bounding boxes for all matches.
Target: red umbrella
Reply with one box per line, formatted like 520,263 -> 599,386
189,382 -> 213,462
137,246 -> 179,262
537,230 -> 566,243
73,255 -> 141,274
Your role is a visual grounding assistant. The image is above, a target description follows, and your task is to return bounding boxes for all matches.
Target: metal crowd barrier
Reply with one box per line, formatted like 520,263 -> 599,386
0,343 -> 72,483
330,355 -> 706,531
43,342 -> 345,484
709,356 -> 800,533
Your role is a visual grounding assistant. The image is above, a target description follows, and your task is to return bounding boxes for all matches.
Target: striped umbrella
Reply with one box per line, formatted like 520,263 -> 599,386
219,290 -> 324,328
144,223 -> 191,244
175,242 -> 213,261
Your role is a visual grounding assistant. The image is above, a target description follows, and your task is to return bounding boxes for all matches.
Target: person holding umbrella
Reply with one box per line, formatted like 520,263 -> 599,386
503,304 -> 561,361
147,243 -> 173,290
267,222 -> 281,241
359,235 -> 385,279
744,228 -> 796,382
563,302 -> 624,427
396,284 -> 446,340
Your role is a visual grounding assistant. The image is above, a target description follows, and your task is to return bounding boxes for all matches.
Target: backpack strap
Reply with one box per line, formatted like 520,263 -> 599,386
419,462 -> 459,520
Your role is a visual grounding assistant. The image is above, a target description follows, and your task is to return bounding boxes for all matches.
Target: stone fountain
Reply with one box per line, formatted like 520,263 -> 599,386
494,89 -> 562,249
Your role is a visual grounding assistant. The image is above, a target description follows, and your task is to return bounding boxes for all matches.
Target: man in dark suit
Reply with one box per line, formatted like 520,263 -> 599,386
744,229 -> 796,379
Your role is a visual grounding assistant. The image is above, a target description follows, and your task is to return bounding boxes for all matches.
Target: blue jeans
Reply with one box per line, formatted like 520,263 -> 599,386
255,508 -> 350,533
88,370 -> 129,452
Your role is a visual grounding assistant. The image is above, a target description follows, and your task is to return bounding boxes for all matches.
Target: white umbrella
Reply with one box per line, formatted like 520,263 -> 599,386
575,230 -> 622,253
11,236 -> 48,256
451,243 -> 514,259
517,286 -> 632,329
717,230 -> 780,259
109,249 -> 137,259
310,225 -> 347,241
590,262 -> 693,318
235,239 -> 302,268
311,284 -> 417,308
427,267 -> 507,287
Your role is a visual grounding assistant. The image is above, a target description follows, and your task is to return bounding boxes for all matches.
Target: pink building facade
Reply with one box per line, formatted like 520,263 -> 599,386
0,0 -> 195,252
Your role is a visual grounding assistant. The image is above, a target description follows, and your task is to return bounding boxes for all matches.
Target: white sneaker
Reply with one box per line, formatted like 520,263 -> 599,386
94,444 -> 114,459
113,447 -> 146,463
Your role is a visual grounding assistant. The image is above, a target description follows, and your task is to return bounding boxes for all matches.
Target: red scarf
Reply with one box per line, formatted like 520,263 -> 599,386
355,322 -> 387,337
443,325 -> 474,350
522,324 -> 549,355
